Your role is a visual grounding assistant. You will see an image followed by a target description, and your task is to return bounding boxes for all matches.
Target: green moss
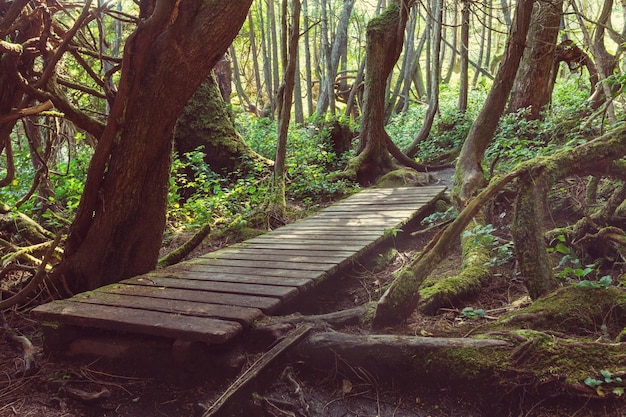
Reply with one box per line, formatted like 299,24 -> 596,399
375,168 -> 432,188
366,2 -> 401,33
496,286 -> 626,339
372,248 -> 398,273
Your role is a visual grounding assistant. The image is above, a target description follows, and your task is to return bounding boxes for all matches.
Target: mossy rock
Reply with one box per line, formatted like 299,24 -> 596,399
495,286 -> 626,340
375,168 -> 433,188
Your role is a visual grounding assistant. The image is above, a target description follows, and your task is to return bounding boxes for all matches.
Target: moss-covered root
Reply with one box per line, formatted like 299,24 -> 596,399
418,219 -> 492,314
372,171 -> 521,327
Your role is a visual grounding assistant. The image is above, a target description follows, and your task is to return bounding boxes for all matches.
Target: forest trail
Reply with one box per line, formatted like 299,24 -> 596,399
32,186 -> 446,358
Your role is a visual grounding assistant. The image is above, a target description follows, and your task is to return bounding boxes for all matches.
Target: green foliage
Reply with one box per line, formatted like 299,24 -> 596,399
547,235 -> 605,283
461,224 -> 514,267
168,148 -> 269,229
461,306 -> 486,319
577,275 -> 613,290
584,370 -> 624,397
0,132 -> 93,228
235,112 -> 358,205
386,88 -> 483,163
421,206 -> 458,226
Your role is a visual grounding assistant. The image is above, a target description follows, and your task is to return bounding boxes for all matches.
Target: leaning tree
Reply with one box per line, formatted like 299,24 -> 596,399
0,0 -> 254,296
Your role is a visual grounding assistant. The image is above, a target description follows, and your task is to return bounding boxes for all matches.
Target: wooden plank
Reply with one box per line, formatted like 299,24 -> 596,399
263,229 -> 384,238
125,276 -> 301,300
198,248 -> 354,263
96,283 -> 281,312
325,197 -> 436,206
69,292 -> 263,325
235,241 -> 366,251
185,257 -> 333,271
342,186 -> 445,198
269,223 -> 386,233
246,235 -> 381,246
153,272 -> 315,290
311,211 -> 417,219
169,264 -> 326,280
32,301 -> 242,344
320,205 -> 426,212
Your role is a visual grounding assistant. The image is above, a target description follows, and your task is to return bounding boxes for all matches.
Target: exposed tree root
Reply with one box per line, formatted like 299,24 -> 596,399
158,222 -> 211,268
418,217 -> 492,314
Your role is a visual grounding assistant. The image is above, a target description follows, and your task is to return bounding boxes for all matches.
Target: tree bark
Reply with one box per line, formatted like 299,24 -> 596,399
507,0 -> 563,119
268,0 -> 300,222
174,74 -> 270,180
455,0 -> 534,201
316,0 -> 355,116
347,0 -> 413,185
56,0 -> 253,294
458,0 -> 470,112
405,0 -> 442,158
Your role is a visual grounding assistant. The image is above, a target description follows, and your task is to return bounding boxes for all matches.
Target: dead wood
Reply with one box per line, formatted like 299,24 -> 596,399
290,332 -> 511,389
1,312 -> 37,375
201,324 -> 312,417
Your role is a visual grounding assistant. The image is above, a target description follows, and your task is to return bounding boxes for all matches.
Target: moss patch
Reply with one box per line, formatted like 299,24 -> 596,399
496,286 -> 626,340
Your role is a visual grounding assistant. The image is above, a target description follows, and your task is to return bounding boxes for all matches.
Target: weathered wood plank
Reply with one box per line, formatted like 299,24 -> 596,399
124,276 -> 300,300
198,247 -> 353,263
70,292 -> 263,325
234,241 -> 366,251
33,301 -> 242,344
96,283 -> 281,312
186,257 -> 333,271
169,264 -> 326,280
147,270 -> 315,288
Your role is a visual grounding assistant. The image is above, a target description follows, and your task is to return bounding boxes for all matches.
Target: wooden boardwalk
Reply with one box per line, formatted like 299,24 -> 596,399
33,186 -> 446,351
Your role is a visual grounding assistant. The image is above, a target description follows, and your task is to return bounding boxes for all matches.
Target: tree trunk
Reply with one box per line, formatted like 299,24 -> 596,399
316,0 -> 355,116
56,0 -> 253,294
174,74 -> 270,179
347,0 -> 413,185
458,0 -> 470,112
507,0 -> 563,119
248,11 -> 264,112
455,0 -> 534,200
302,0 -> 314,117
405,0 -> 442,158
268,0 -> 300,222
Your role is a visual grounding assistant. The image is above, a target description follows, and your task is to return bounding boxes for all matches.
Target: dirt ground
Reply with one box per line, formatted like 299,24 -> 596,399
2,227 -> 625,417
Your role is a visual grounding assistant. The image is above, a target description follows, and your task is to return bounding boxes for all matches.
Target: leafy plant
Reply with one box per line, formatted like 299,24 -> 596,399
461,306 -> 486,319
548,235 -> 599,281
576,275 -> 613,290
584,370 -> 624,396
421,206 -> 458,226
461,224 -> 514,267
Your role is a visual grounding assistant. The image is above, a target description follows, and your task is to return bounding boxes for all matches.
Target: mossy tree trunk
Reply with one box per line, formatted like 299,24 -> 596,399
174,73 -> 270,185
373,171 -> 521,326
511,177 -> 556,299
346,0 -> 413,185
511,125 -> 626,300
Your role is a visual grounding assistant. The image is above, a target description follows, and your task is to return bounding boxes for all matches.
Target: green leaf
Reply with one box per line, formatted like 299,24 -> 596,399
613,387 -> 624,396
555,242 -> 570,254
584,377 -> 603,387
599,275 -> 613,287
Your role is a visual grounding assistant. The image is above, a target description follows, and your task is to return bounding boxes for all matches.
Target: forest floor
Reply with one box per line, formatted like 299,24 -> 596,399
1,176 -> 625,417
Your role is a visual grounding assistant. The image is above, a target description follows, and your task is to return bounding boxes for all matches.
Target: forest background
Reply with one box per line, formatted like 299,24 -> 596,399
1,0 -> 626,415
